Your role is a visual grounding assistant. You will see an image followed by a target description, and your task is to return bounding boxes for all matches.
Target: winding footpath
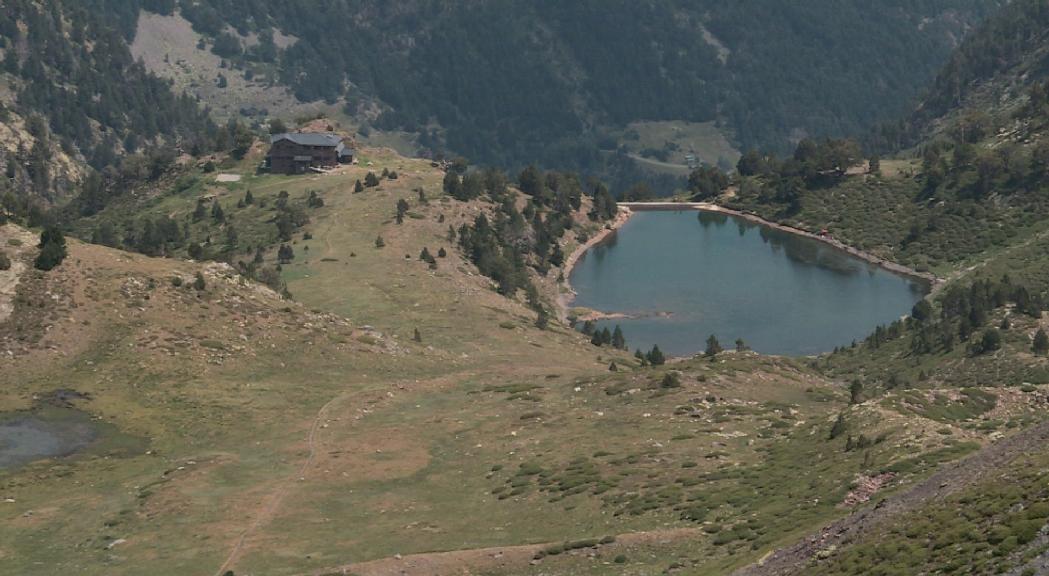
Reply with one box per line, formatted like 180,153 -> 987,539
214,394 -> 340,576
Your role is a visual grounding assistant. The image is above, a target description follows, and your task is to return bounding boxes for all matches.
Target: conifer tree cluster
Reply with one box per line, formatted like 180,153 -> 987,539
635,345 -> 666,367
0,0 -> 216,202
450,165 -> 620,329
849,275 -> 1044,359
581,321 -> 626,350
419,247 -> 437,269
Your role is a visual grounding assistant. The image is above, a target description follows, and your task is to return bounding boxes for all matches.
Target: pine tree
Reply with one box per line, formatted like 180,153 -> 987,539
34,226 -> 67,271
193,271 -> 206,291
829,413 -> 846,440
277,243 -> 294,264
705,335 -> 722,358
211,201 -> 225,222
364,172 -> 380,187
442,171 -> 462,198
419,247 -> 434,263
735,338 -> 747,352
396,198 -> 410,224
581,320 -> 596,336
647,345 -> 666,366
375,235 -> 385,248
354,179 -> 364,193
911,299 -> 933,322
976,328 -> 1002,355
550,244 -> 565,268
535,307 -> 549,330
1034,329 -> 1049,355
634,348 -> 649,367
611,325 -> 626,349
849,380 -> 863,405
413,328 -> 422,342
590,330 -> 604,346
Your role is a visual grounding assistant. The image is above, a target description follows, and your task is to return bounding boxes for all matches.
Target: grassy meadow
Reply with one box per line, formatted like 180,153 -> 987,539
3,147 -> 1048,575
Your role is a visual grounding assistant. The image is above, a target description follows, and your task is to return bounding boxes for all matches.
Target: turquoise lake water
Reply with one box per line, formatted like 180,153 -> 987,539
569,210 -> 927,357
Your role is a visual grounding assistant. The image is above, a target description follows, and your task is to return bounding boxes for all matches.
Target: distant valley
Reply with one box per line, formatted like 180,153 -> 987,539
5,2 -> 1049,576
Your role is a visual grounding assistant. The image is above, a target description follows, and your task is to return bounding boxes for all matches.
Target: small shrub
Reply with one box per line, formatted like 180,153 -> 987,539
660,372 -> 682,388
543,544 -> 564,556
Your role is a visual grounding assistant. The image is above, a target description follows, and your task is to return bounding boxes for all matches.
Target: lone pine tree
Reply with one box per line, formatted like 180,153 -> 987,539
34,227 -> 67,271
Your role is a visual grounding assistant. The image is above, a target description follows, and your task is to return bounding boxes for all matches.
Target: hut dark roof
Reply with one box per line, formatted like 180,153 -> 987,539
270,133 -> 343,147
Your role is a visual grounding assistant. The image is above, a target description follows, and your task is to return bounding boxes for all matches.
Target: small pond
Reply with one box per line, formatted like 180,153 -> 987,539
0,402 -> 144,471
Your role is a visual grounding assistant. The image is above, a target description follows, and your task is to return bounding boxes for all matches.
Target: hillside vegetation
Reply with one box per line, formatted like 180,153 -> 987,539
10,1 -> 1049,575
0,0 -> 217,206
124,0 -> 996,178
7,145 -> 1047,576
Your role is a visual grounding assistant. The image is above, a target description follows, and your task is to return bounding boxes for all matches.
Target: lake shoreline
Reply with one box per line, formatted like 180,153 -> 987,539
558,200 -> 939,332
557,206 -> 635,322
618,201 -> 942,288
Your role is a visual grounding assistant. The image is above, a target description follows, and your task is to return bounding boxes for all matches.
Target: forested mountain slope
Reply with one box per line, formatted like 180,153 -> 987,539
9,2 -> 1049,575
727,0 -> 1049,277
865,0 -> 1049,149
126,0 -> 997,175
0,0 -> 216,208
